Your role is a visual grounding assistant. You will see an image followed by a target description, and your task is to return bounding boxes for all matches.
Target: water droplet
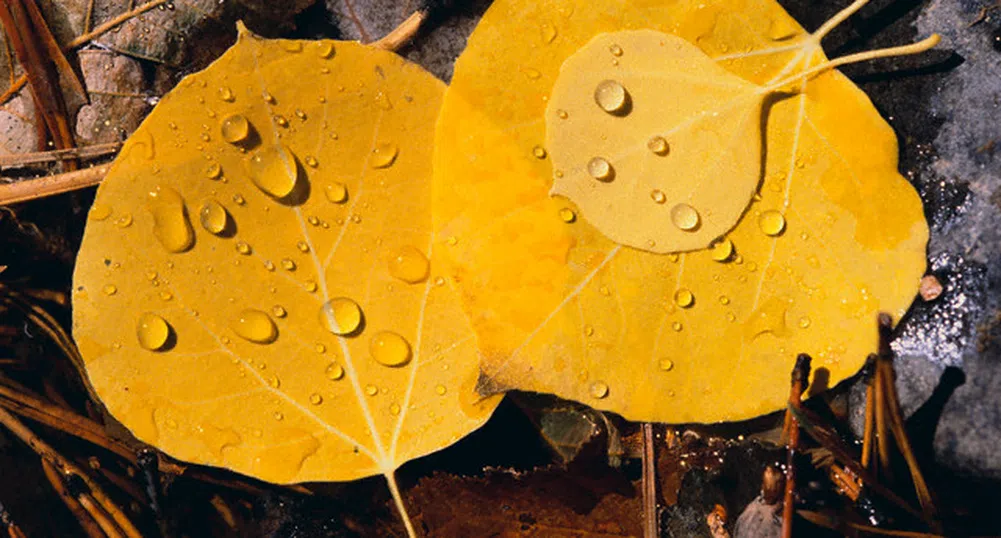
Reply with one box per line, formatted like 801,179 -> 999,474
584,325 -> 594,337
556,109 -> 569,119
374,91 -> 393,110
137,313 -> 170,351
309,393 -> 323,405
647,136 -> 669,155
232,309 -> 277,344
523,67 -> 542,79
532,145 -> 547,159
674,288 -> 694,308
199,200 -> 228,235
148,186 -> 194,253
304,280 -> 318,293
247,145 -> 299,198
262,91 -> 276,104
434,276 -> 446,287
159,291 -> 173,301
205,162 -> 222,180
220,115 -> 250,144
540,21 -> 557,43
388,246 -> 430,284
116,213 -> 133,228
710,239 -> 733,261
719,295 -> 730,305
594,80 -> 628,114
389,403 -> 401,415
232,194 -> 246,206
671,321 -> 683,332
264,260 -> 276,271
587,157 -> 613,181
281,258 -> 296,271
89,203 -> 112,221
325,362 -> 344,380
235,241 -> 252,255
559,208 -> 576,223
435,384 -> 446,396
218,86 -> 234,102
609,44 -> 623,56
319,297 -> 362,335
317,42 -> 335,59
274,115 -> 289,128
365,384 -> 378,396
670,203 -> 700,231
324,183 -> 348,203
589,381 -> 609,399
314,343 -> 326,354
102,284 -> 117,295
271,305 -> 287,318
268,375 -> 281,388
650,190 -> 667,204
304,155 -> 318,168
370,142 -> 398,169
273,411 -> 284,421
798,316 -> 811,329
658,358 -> 674,371
369,331 -> 412,367
758,210 -> 786,236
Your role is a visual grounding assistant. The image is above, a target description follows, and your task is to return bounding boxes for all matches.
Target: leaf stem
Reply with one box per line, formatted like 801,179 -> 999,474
385,471 -> 417,538
811,0 -> 871,43
763,34 -> 941,94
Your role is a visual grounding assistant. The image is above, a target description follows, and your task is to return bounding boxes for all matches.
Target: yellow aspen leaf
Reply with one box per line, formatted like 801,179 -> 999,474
73,24 -> 499,532
434,0 -> 932,423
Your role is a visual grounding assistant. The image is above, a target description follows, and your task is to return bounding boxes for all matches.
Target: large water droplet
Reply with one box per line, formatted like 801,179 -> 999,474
137,313 -> 170,351
594,80 -> 628,114
325,362 -> 344,380
319,297 -> 362,335
758,210 -> 786,236
147,186 -> 194,253
670,203 -> 700,231
232,309 -> 277,344
710,238 -> 734,261
199,200 -> 228,234
324,183 -> 348,203
369,331 -> 412,367
647,136 -> 670,156
370,142 -> 398,169
674,288 -> 694,308
247,145 -> 299,198
587,157 -> 613,181
388,246 -> 430,284
220,115 -> 250,144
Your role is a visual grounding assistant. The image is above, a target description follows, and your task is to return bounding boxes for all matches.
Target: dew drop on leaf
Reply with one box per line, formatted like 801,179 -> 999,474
670,203 -> 700,231
647,136 -> 669,156
204,162 -> 222,180
758,210 -> 786,236
650,190 -> 667,204
594,80 -> 628,113
103,284 -> 118,296
370,142 -> 398,169
589,381 -> 609,399
232,309 -> 277,344
558,208 -> 576,223
658,358 -> 674,372
271,305 -> 287,318
674,288 -> 694,308
325,362 -> 344,381
587,157 -> 613,181
137,313 -> 170,351
324,183 -> 348,204
710,238 -> 734,261
198,200 -> 228,235
369,331 -> 412,367
220,115 -> 250,144
147,186 -> 194,253
388,246 -> 430,284
247,145 -> 299,198
319,297 -> 362,335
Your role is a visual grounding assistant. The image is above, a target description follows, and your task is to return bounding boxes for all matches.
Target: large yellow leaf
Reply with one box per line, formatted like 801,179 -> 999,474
433,0 -> 929,423
73,26 -> 500,496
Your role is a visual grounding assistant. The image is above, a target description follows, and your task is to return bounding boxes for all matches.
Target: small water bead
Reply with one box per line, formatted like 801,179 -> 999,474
268,376 -> 281,389
89,203 -> 112,221
389,403 -> 401,416
137,313 -> 170,351
273,411 -> 284,421
296,241 -> 310,253
674,288 -> 694,308
650,190 -> 666,204
325,362 -> 344,380
233,194 -> 246,205
658,358 -> 674,371
609,43 -> 623,56
274,115 -> 289,128
798,316 -> 811,329
304,155 -> 318,168
365,385 -> 378,396
670,203 -> 700,231
218,86 -> 234,102
587,157 -> 613,181
309,393 -> 323,405
205,162 -> 222,179
281,258 -> 296,271
232,310 -> 277,344
559,208 -> 576,223
247,145 -> 299,198
304,280 -> 318,293
271,305 -> 287,318
317,42 -> 335,58
199,200 -> 228,235
647,136 -> 669,156
671,321 -> 683,332
434,277 -> 446,287
262,91 -> 276,104
726,312 -> 737,322
307,215 -> 320,226
220,114 -> 250,144
370,142 -> 398,169
758,210 -> 786,236
103,284 -> 118,296
369,331 -> 412,367
319,297 -> 362,335
148,186 -> 194,253
589,381 -> 609,399
435,385 -> 446,396
386,246 -> 430,284
264,260 -> 276,271
594,80 -> 628,114
710,239 -> 734,261
116,213 -> 133,228
719,295 -> 730,305
235,241 -> 252,255
324,183 -> 348,204
315,343 -> 326,354
556,109 -> 569,119
159,291 -> 173,301
532,145 -> 547,159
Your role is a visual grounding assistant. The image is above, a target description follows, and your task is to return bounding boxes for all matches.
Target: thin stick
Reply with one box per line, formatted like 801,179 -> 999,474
641,423 -> 658,538
372,11 -> 426,52
782,354 -> 811,538
385,471 -> 417,538
0,163 -> 110,205
41,460 -> 106,538
77,492 -> 126,538
861,355 -> 877,471
0,142 -> 120,167
874,358 -> 893,478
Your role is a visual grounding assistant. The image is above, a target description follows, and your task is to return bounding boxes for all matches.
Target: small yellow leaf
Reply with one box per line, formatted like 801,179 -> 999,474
434,0 -> 929,423
73,27 -> 500,488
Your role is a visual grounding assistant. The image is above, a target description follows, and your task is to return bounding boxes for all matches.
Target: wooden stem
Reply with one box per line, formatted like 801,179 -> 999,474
781,353 -> 811,538
641,423 -> 658,538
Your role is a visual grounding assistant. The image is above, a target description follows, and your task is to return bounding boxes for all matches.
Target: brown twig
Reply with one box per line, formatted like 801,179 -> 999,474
781,353 -> 811,538
0,163 -> 110,205
372,11 -> 427,51
0,142 -> 120,167
0,500 -> 27,538
41,459 -> 106,538
641,423 -> 658,538
861,355 -> 877,472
